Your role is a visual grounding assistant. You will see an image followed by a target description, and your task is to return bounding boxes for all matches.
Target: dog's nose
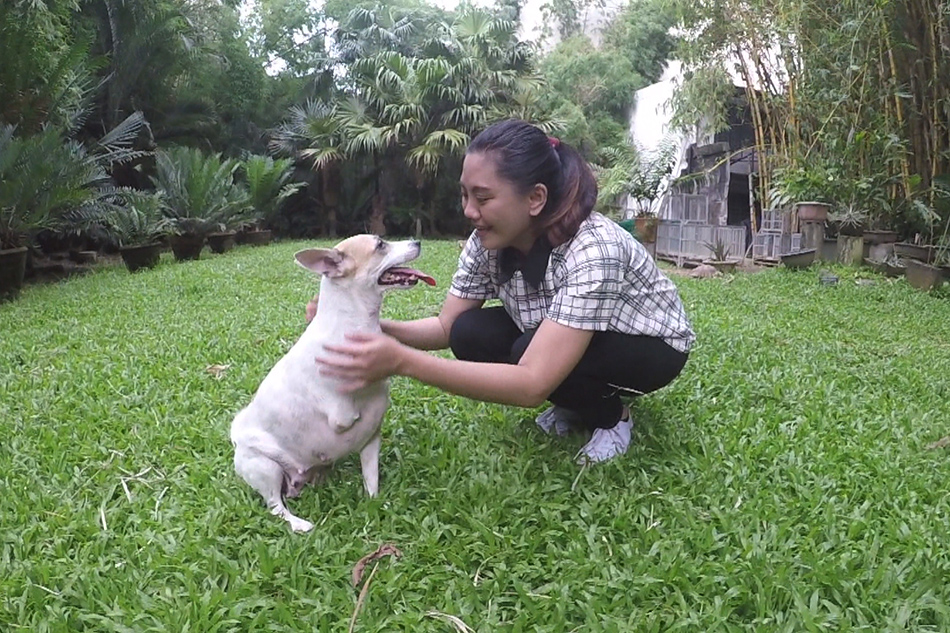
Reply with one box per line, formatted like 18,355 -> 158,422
411,240 -> 420,249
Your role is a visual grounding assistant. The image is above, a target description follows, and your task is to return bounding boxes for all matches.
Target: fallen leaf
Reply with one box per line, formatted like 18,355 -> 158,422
205,364 -> 230,379
926,436 -> 950,450
352,543 -> 402,587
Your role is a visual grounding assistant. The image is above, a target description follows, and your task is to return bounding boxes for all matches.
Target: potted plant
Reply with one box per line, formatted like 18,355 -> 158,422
96,191 -> 169,272
828,205 -> 868,237
769,162 -> 833,222
702,236 -> 739,273
597,140 -> 676,245
152,147 -> 252,261
893,184 -> 950,263
237,154 -> 302,246
0,114 -> 148,299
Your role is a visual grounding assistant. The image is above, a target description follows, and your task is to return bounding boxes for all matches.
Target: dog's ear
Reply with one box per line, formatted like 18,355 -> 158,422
294,248 -> 351,278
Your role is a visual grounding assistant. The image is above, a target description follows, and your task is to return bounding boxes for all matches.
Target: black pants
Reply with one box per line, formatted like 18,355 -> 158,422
449,307 -> 689,430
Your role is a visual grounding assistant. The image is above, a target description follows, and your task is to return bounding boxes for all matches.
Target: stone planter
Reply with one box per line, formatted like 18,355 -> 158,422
905,259 -> 944,291
0,246 -> 29,301
796,201 -> 831,223
207,231 -> 237,254
836,235 -> 864,266
703,259 -> 739,274
893,242 -> 935,264
119,243 -> 162,272
170,234 -> 205,261
780,248 -> 817,269
864,230 -> 899,245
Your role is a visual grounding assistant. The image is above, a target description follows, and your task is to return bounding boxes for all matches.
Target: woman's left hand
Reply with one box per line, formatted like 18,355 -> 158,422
317,332 -> 405,392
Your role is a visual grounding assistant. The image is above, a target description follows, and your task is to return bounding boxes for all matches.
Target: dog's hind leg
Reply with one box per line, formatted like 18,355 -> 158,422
234,445 -> 314,533
359,432 -> 382,497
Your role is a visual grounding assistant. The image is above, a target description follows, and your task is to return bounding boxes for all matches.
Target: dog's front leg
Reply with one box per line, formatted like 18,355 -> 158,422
359,432 -> 382,497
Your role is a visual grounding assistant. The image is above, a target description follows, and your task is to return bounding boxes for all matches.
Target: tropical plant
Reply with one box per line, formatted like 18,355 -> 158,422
595,137 -> 679,218
269,99 -> 346,236
703,236 -> 732,262
92,190 -> 169,248
151,147 -> 252,237
0,112 -> 149,250
0,2 -> 95,133
242,154 -> 304,229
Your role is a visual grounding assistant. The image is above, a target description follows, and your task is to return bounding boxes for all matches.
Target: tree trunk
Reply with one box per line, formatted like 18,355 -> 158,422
322,164 -> 341,238
369,193 -> 387,236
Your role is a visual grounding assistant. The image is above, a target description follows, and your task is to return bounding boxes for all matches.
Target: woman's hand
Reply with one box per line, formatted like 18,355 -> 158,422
305,294 -> 319,323
317,332 -> 406,392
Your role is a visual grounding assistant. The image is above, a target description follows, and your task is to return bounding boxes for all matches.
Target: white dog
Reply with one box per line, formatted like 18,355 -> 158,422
231,235 -> 434,532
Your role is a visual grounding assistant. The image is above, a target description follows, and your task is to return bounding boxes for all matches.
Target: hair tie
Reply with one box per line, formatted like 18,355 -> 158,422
548,136 -> 560,149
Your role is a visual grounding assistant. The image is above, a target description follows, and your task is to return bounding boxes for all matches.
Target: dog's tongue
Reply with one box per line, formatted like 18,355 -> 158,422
389,267 -> 436,286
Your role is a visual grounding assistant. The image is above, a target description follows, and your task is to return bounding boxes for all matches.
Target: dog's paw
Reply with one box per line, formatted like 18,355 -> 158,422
289,517 -> 315,533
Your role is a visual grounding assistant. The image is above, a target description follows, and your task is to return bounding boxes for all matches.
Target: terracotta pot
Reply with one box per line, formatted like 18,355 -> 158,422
207,231 -> 237,254
119,243 -> 162,272
634,217 -> 658,243
905,259 -> 944,291
796,202 -> 831,222
170,234 -> 205,261
0,246 -> 28,301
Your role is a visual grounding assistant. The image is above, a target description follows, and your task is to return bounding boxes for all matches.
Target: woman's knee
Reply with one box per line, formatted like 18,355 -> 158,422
448,309 -> 483,360
449,307 -> 520,363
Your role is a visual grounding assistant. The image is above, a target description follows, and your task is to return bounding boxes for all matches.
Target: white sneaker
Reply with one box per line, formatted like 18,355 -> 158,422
535,406 -> 580,436
575,414 -> 633,464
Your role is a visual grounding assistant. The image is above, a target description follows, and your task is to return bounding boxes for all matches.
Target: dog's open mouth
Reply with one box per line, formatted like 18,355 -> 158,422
378,267 -> 436,287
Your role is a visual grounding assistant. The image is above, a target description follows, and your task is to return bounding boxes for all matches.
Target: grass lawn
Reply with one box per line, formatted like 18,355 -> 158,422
2,239 -> 950,632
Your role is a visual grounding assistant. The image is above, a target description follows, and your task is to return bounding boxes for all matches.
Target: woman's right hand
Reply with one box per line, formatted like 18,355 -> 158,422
305,293 -> 319,323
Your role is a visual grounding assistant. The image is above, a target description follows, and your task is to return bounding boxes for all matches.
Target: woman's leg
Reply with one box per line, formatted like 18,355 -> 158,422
512,330 -> 688,463
449,306 -> 523,364
513,332 -> 689,430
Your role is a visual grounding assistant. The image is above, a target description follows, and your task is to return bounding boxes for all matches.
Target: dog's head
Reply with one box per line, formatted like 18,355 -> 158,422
294,235 -> 435,292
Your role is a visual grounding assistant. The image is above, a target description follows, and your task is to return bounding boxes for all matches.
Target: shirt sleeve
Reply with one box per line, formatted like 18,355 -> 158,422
545,239 -> 624,330
449,232 -> 498,300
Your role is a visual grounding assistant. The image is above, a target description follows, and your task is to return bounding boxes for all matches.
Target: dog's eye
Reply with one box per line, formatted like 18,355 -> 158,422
374,239 -> 387,252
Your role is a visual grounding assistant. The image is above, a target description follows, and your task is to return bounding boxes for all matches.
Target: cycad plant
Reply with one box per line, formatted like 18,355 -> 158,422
242,154 -> 303,231
0,112 -> 149,250
152,146 -> 252,238
95,190 -> 169,249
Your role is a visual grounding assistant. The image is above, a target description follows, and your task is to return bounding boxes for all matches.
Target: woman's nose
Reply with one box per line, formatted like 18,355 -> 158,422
462,200 -> 479,221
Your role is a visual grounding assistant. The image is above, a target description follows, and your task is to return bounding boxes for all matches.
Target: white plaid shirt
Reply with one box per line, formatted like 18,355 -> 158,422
449,212 -> 695,353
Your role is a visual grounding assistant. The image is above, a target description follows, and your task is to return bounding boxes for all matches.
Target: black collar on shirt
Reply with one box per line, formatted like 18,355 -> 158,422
498,234 -> 553,288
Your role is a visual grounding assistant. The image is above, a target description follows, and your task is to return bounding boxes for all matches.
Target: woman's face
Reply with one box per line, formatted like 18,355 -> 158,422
459,151 -> 547,253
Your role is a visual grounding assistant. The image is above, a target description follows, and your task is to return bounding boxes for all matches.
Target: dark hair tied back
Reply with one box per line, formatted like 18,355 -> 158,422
467,120 -> 597,246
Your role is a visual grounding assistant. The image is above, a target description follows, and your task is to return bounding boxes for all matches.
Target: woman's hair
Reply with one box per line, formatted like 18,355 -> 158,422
466,119 -> 598,246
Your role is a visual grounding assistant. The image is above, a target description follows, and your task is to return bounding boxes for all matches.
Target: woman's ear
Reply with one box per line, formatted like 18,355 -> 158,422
528,183 -> 548,217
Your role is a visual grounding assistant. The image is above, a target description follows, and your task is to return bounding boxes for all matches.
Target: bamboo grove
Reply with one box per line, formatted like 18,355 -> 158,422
673,0 -> 950,242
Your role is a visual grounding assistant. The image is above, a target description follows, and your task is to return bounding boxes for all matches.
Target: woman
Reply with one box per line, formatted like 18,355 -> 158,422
310,119 -> 695,464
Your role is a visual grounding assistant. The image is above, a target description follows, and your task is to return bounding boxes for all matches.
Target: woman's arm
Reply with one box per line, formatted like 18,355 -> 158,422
320,318 -> 594,408
381,293 -> 483,351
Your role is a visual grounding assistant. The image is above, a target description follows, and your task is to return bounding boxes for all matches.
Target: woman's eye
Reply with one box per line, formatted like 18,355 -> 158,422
475,197 -> 489,205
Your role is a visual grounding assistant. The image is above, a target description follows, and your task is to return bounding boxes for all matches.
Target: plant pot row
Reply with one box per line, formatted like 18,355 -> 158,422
118,229 -> 272,274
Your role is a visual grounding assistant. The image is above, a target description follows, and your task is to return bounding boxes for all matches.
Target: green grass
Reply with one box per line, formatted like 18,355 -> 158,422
2,241 -> 950,632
